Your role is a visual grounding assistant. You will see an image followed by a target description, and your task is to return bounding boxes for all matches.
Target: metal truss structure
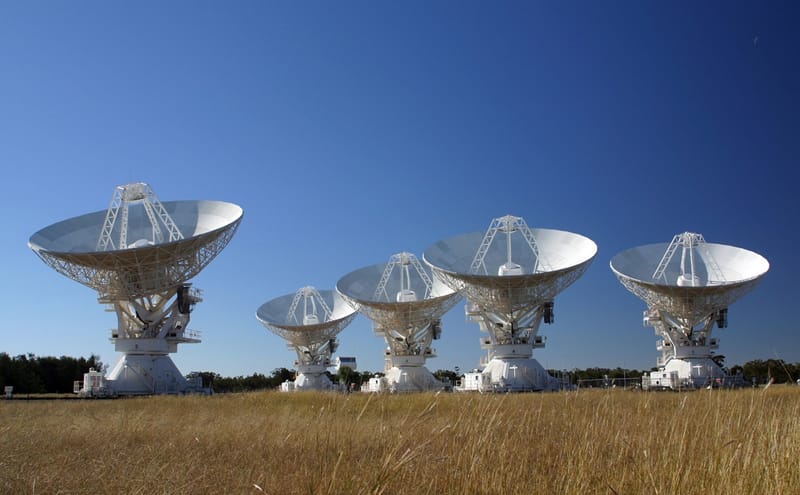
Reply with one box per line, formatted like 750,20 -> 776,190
470,214 -> 551,275
614,275 -> 759,333
374,252 -> 433,302
97,182 -> 184,251
652,232 -> 725,285
286,286 -> 333,325
34,224 -> 240,301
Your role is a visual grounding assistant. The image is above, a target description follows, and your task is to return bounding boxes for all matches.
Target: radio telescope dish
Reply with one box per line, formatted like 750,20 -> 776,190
257,287 -> 358,391
424,215 -> 597,392
610,232 -> 769,389
29,182 -> 243,396
336,252 -> 461,392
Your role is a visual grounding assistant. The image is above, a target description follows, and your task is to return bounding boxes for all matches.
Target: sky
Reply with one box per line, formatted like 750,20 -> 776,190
1,1 -> 798,378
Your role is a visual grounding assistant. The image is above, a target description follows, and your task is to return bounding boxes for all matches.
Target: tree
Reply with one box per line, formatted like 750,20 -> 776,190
197,371 -> 221,389
337,366 -> 358,388
433,369 -> 459,385
358,370 -> 379,385
270,367 -> 295,387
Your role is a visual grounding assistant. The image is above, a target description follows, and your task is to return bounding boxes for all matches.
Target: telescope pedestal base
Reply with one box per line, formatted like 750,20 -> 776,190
384,366 -> 443,392
293,372 -> 334,391
106,353 -> 190,395
644,357 -> 743,389
481,357 -> 559,392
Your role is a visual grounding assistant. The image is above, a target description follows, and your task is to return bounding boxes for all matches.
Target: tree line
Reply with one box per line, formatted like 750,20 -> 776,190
201,368 -> 382,393
196,369 -> 295,392
0,353 -> 103,394
1,352 -> 798,394
729,359 -> 800,385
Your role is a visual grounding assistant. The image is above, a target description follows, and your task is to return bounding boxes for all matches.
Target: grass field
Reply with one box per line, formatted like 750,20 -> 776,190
1,387 -> 798,494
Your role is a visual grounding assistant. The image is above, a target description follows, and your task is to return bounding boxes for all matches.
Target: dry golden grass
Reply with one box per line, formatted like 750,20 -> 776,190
1,387 -> 799,494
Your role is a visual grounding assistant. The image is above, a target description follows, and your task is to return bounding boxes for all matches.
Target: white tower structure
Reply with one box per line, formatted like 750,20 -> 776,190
256,287 -> 358,391
29,182 -> 243,395
337,252 -> 461,392
610,232 -> 769,389
424,215 -> 597,392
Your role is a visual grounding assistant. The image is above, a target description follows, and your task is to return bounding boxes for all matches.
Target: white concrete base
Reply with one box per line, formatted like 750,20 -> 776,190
106,353 -> 189,395
384,366 -> 443,392
481,357 -> 559,392
663,357 -> 725,388
293,372 -> 333,391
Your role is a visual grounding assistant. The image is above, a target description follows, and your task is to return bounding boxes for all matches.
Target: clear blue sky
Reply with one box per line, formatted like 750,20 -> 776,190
1,2 -> 798,377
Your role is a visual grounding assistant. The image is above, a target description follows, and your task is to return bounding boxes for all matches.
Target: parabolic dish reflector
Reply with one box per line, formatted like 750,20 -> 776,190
336,262 -> 460,328
29,200 -> 243,299
256,290 -> 358,346
610,242 -> 769,321
423,228 -> 598,313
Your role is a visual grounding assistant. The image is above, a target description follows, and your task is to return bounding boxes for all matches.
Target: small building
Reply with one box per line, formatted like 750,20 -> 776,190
363,375 -> 387,393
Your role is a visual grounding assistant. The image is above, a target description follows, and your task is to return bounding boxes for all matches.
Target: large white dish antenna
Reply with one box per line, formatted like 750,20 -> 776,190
610,233 -> 769,390
257,287 -> 358,391
424,227 -> 597,314
29,199 -> 243,300
257,289 -> 358,346
336,258 -> 460,333
610,241 -> 769,323
337,252 -> 461,392
424,215 -> 597,392
28,183 -> 243,396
